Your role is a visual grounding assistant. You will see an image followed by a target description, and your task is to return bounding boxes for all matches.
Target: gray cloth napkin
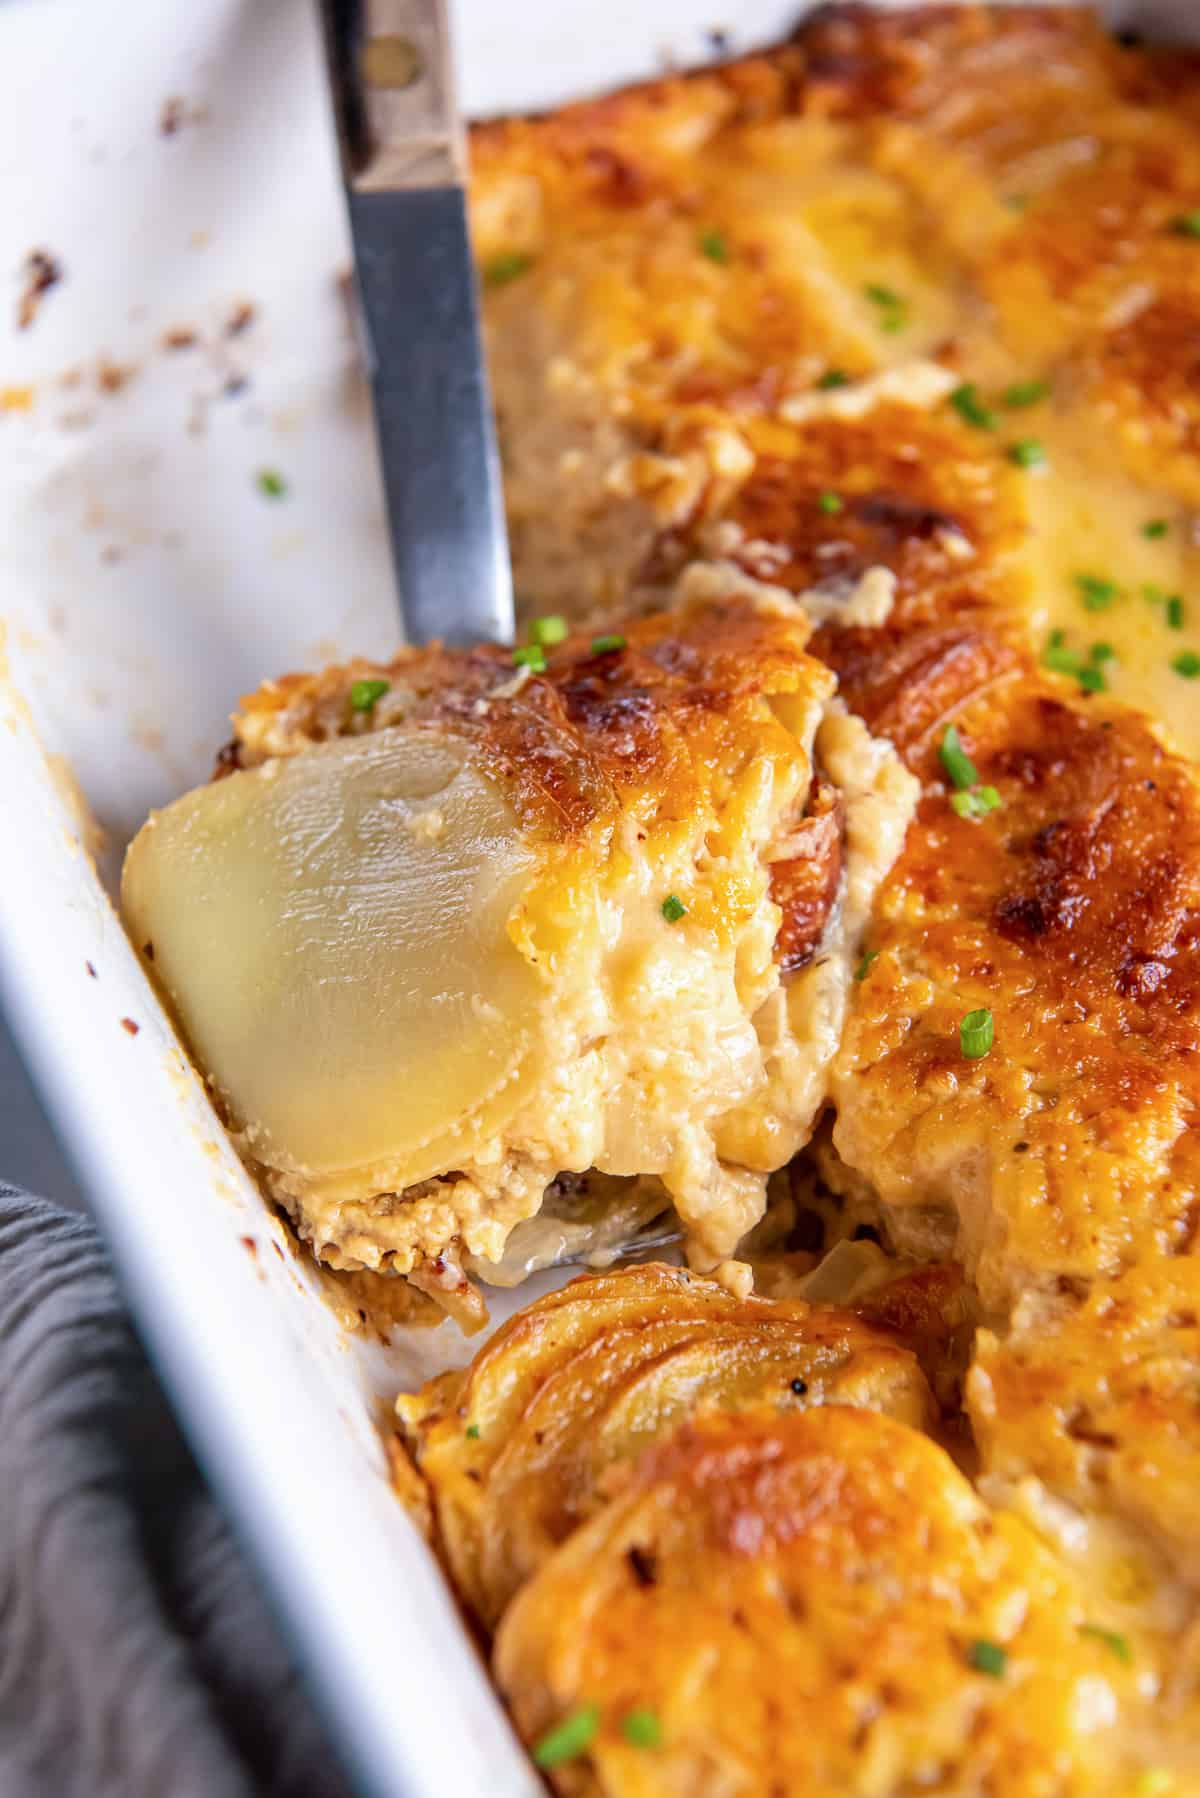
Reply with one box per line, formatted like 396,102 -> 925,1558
0,1184 -> 355,1798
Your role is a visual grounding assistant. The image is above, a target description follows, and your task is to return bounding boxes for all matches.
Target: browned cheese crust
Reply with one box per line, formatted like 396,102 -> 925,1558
494,1406 -> 1140,1798
397,1261 -> 932,1630
467,5 -> 1200,1623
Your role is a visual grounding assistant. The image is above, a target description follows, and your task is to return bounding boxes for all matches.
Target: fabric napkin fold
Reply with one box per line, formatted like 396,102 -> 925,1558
0,1184 -> 353,1798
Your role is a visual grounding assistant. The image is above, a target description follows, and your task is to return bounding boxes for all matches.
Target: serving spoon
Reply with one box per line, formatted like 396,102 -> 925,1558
320,0 -> 514,646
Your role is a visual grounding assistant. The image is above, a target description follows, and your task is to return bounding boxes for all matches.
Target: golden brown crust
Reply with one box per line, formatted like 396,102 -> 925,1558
397,1262 -> 931,1630
465,17 -> 1200,1722
494,1406 -> 1135,1797
832,673 -> 1200,1305
470,2 -> 1200,1314
969,1259 -> 1200,1595
227,598 -> 823,860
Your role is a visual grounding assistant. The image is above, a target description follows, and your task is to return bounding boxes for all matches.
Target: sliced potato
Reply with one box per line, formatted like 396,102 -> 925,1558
495,1407 -> 1132,1797
398,1263 -> 932,1627
122,729 -> 545,1200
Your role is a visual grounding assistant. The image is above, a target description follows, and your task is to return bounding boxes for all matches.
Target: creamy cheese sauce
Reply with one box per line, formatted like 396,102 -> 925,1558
755,126 -> 1200,757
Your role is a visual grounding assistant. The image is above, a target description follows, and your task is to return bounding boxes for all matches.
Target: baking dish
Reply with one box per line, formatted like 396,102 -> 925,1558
0,2 -> 1190,1794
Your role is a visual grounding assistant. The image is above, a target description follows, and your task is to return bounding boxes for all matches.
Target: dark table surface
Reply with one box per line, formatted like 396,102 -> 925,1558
0,1010 -> 84,1213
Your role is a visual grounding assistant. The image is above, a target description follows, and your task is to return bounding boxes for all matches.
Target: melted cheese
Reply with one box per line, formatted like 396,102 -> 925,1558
124,603 -> 916,1283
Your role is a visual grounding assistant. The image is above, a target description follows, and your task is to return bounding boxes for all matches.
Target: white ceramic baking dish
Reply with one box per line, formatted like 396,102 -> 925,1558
0,2 -> 1187,1794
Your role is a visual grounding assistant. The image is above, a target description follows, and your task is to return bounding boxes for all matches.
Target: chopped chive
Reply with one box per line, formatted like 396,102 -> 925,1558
661,894 -> 687,923
1049,627 -> 1066,648
1090,641 -> 1116,663
349,678 -> 390,713
1142,518 -> 1169,539
465,1423 -> 481,1440
939,724 -> 979,791
533,1705 -> 600,1770
591,633 -> 626,655
1043,642 -> 1082,676
1002,379 -> 1048,408
1077,664 -> 1107,693
816,368 -> 850,390
1075,572 -> 1119,612
620,1708 -> 663,1750
1143,582 -> 1166,605
1169,210 -> 1200,239
949,383 -> 996,430
818,491 -> 844,514
854,949 -> 879,981
864,283 -> 907,331
1172,651 -> 1200,679
512,643 -> 548,672
530,614 -> 568,646
699,229 -> 729,264
960,1009 -> 994,1060
484,251 -> 533,286
1008,438 -> 1045,468
967,1636 -> 1006,1676
1167,595 -> 1185,630
951,785 -> 1001,820
256,468 -> 287,498
1079,1624 -> 1132,1664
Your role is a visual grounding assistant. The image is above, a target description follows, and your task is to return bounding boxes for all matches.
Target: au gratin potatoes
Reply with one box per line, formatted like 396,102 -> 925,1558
122,8 -> 1200,1794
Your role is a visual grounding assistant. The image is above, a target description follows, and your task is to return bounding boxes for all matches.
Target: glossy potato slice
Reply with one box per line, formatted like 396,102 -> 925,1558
398,1263 -> 932,1628
122,730 -> 544,1208
495,1407 -> 1136,1798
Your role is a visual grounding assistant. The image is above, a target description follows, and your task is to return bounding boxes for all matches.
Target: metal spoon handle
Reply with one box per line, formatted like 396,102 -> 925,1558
321,0 -> 514,647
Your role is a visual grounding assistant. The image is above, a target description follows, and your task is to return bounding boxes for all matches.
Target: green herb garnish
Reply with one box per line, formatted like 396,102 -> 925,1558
1079,1624 -> 1132,1664
1090,641 -> 1115,663
1172,651 -> 1200,679
1076,573 -> 1119,612
864,282 -> 907,331
1142,518 -> 1169,539
1008,438 -> 1045,468
1042,641 -> 1082,676
854,949 -> 879,982
816,368 -> 851,390
591,633 -> 626,655
818,491 -> 844,514
1169,211 -> 1200,239
864,282 -> 902,308
512,643 -> 548,672
951,786 -> 1001,820
533,1705 -> 600,1770
1077,664 -> 1107,692
256,468 -> 287,499
349,678 -> 390,713
960,1010 -> 994,1061
621,1708 -> 663,1750
699,229 -> 729,264
939,724 -> 979,791
465,1423 -> 481,1440
1167,595 -> 1185,630
530,614 -> 568,646
484,251 -> 533,286
1002,379 -> 1048,408
967,1636 -> 1007,1676
661,894 -> 687,923
949,383 -> 996,430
